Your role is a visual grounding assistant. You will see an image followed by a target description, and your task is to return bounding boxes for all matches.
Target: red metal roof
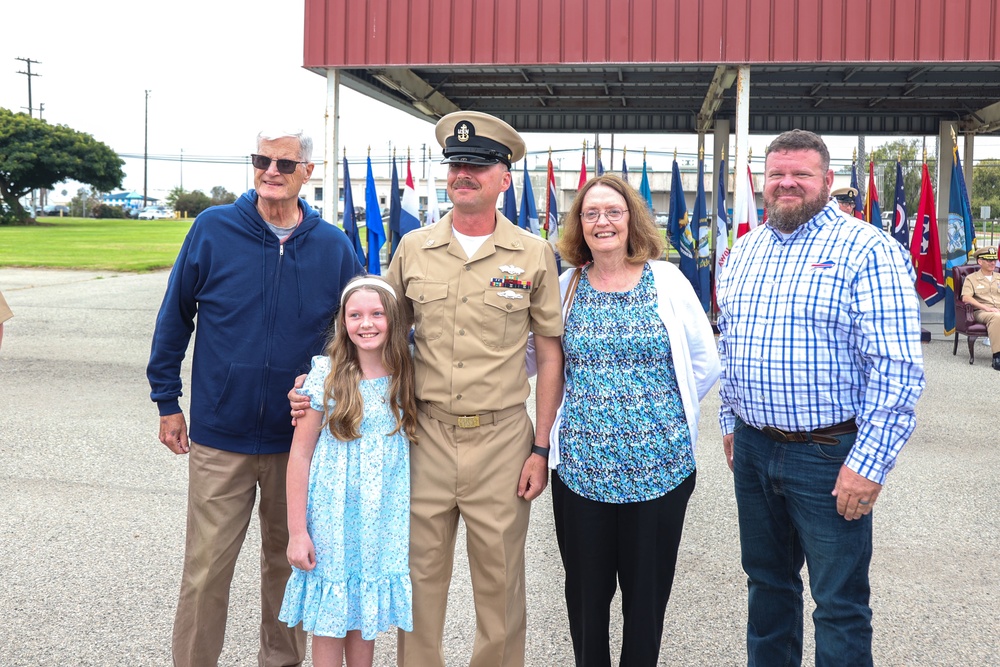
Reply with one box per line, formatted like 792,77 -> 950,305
304,0 -> 1000,68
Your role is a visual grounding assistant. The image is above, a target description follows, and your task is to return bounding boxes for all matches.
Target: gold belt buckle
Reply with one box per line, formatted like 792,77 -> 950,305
457,415 -> 480,429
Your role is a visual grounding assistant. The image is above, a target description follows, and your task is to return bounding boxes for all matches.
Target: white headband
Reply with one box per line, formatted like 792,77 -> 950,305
341,277 -> 397,306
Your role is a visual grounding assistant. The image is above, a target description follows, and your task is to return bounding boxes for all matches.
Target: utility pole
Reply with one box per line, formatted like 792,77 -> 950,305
17,57 -> 41,215
15,57 -> 40,117
38,103 -> 47,207
144,90 -> 150,208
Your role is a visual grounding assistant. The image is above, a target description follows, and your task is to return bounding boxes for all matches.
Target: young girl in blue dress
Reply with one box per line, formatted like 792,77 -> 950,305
279,276 -> 416,667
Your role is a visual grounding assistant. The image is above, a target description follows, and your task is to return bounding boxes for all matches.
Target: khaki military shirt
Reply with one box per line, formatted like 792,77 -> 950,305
0,290 -> 11,325
961,269 -> 1000,309
386,211 -> 563,415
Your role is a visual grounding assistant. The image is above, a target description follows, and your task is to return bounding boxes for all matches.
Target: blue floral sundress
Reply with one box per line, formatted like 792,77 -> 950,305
279,355 -> 413,639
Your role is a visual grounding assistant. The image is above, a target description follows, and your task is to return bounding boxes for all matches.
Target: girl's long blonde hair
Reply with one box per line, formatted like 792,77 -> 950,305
320,278 -> 417,444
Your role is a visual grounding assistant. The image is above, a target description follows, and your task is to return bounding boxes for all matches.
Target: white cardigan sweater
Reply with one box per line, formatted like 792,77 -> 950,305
546,261 -> 721,469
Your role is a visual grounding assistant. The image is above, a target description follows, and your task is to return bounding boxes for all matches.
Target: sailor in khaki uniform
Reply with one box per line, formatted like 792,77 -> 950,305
386,111 -> 564,667
961,246 -> 1000,370
831,186 -> 860,217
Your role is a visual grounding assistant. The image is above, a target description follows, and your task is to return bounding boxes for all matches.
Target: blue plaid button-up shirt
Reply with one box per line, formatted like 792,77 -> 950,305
717,202 -> 925,484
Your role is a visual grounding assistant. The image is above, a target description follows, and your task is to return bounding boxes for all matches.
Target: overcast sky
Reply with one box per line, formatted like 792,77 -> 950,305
3,0 -> 997,204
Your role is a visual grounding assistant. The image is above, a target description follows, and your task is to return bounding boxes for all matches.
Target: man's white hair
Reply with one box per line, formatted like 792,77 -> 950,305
256,130 -> 313,163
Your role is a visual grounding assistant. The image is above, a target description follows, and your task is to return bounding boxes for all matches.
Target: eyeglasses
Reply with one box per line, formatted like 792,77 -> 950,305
581,208 -> 628,223
250,154 -> 308,174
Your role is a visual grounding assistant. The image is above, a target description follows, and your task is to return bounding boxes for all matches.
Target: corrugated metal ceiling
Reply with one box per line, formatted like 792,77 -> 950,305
303,0 -> 1000,135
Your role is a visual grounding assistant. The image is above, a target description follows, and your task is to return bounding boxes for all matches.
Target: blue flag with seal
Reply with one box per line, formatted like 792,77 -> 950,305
342,155 -> 366,268
502,181 -> 518,223
639,157 -> 653,213
388,156 -> 401,256
945,146 -> 977,335
518,162 -> 539,234
691,154 -> 712,311
365,155 -> 385,274
668,158 -> 697,290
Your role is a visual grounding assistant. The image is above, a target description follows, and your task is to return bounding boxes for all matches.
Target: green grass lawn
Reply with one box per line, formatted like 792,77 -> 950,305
0,217 -> 194,272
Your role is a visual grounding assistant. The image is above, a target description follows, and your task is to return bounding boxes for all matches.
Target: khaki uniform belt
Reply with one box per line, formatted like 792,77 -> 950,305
417,401 -> 524,429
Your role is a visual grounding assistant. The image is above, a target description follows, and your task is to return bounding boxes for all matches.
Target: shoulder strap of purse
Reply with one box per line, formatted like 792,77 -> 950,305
562,267 -> 583,324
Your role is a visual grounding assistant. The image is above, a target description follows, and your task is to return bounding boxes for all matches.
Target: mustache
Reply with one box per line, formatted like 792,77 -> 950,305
451,179 -> 480,189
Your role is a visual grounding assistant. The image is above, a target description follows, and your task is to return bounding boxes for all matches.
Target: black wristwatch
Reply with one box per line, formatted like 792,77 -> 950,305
530,444 -> 550,458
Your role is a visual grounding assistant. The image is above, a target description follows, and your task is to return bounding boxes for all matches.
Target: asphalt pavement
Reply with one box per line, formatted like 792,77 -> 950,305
0,267 -> 997,666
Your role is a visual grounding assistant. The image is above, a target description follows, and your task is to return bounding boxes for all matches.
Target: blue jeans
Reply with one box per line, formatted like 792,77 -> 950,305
732,417 -> 873,667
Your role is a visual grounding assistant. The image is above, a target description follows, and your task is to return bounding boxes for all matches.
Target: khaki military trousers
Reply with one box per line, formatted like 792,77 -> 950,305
172,442 -> 306,667
398,408 -> 533,667
973,310 -> 1000,354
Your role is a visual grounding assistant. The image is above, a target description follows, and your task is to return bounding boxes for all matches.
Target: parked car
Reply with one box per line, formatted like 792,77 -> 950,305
138,206 -> 171,220
42,205 -> 71,217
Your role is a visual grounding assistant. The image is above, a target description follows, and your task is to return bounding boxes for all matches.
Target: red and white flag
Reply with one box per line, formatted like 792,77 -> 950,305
399,157 -> 421,235
734,166 -> 759,238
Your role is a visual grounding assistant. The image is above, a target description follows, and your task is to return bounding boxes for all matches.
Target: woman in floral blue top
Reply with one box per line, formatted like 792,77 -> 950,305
549,174 -> 721,667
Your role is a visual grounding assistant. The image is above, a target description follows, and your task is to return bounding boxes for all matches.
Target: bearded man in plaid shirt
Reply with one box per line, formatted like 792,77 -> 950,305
716,129 -> 925,667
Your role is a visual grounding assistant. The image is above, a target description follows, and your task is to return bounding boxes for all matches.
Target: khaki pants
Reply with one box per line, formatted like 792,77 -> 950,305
172,443 -> 306,667
973,310 -> 1000,354
398,409 -> 533,667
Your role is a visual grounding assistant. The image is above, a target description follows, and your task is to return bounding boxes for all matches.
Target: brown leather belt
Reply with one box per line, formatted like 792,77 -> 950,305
417,401 -> 524,429
758,419 -> 857,446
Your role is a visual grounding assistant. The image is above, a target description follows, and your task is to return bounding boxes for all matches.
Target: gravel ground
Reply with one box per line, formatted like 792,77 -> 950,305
0,267 -> 997,666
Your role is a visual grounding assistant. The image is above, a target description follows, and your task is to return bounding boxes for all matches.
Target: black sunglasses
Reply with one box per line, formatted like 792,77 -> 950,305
250,154 -> 308,174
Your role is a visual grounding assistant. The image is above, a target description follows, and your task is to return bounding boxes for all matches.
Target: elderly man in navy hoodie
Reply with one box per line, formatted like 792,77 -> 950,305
147,130 -> 363,667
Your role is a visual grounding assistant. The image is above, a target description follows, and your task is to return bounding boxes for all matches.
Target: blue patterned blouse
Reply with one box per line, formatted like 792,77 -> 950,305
556,263 -> 694,503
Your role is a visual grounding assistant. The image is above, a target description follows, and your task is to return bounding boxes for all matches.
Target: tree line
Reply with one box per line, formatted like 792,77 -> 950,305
1,108 -> 236,224
849,139 -> 1000,221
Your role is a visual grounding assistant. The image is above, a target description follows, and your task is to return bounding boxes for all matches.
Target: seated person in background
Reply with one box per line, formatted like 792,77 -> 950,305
961,246 -> 1000,371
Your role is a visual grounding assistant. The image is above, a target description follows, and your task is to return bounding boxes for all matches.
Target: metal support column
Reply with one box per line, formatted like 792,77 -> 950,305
325,70 -> 341,224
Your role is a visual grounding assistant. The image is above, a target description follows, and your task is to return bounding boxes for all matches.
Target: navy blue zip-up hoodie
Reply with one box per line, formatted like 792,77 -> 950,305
147,191 -> 364,455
